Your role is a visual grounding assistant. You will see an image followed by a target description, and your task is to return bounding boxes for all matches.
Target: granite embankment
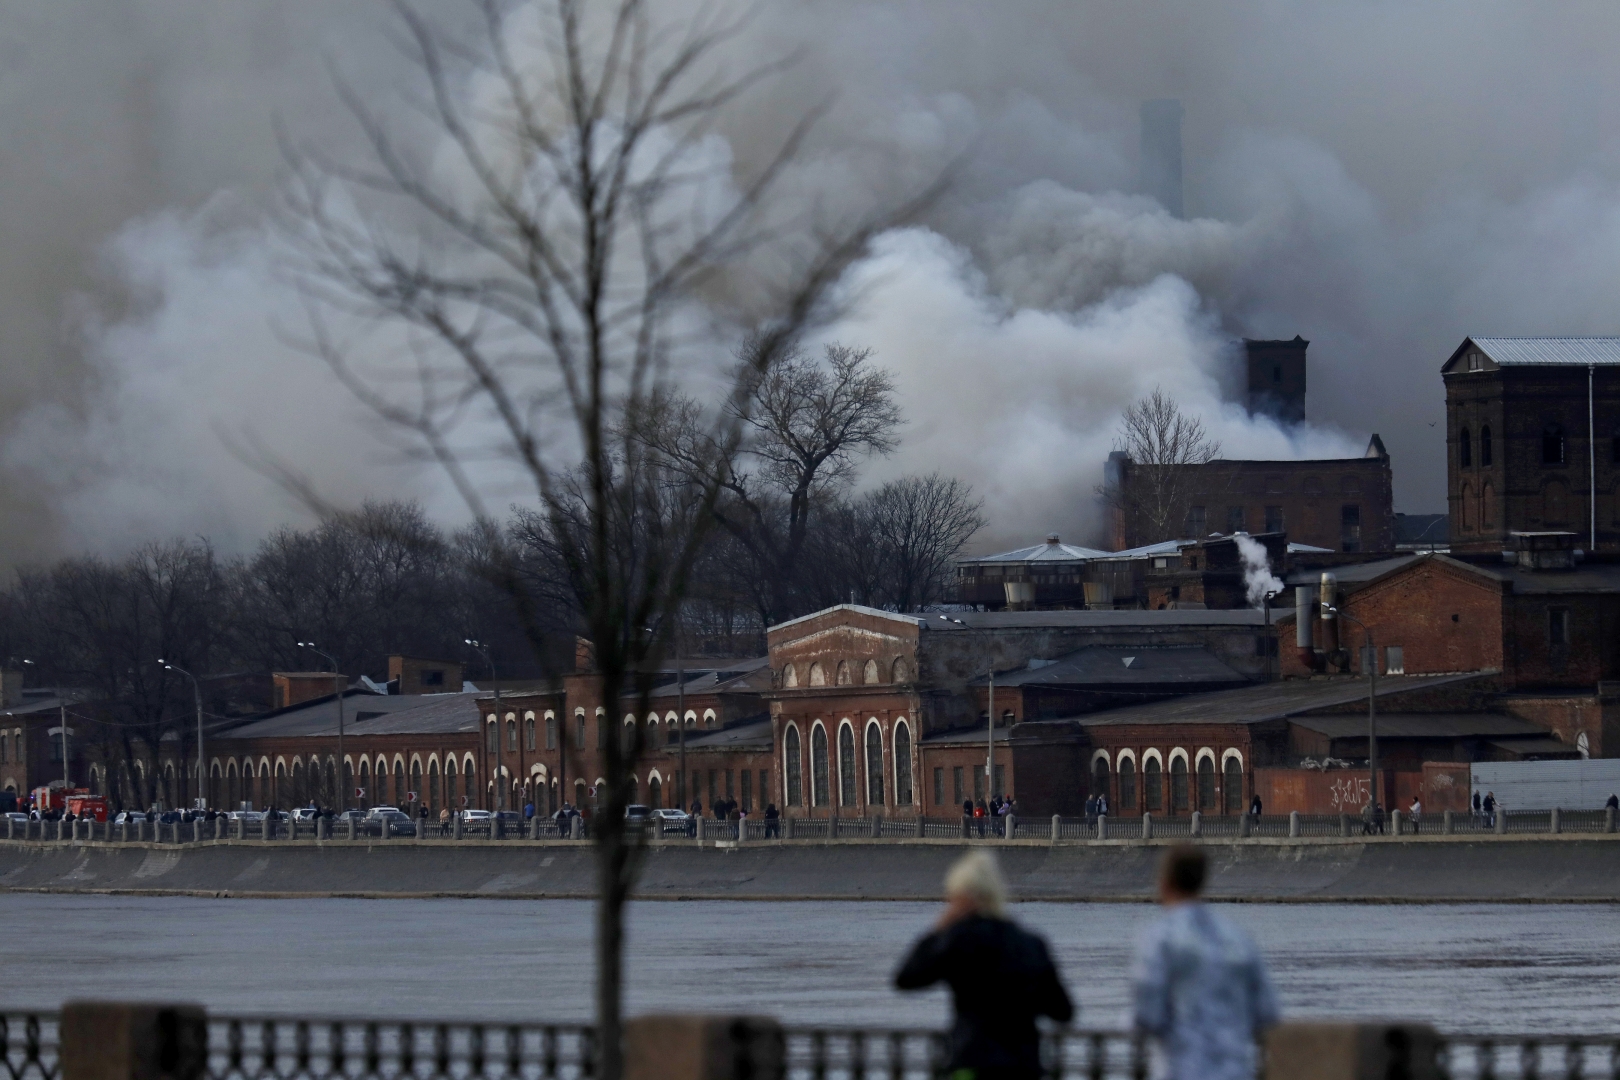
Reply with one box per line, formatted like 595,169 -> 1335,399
1,836 -> 1617,902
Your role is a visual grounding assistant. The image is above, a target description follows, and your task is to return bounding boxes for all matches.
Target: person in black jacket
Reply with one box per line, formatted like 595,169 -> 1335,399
894,851 -> 1073,1080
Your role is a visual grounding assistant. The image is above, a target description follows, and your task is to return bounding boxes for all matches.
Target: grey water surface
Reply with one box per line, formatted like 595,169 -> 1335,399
9,895 -> 1618,1034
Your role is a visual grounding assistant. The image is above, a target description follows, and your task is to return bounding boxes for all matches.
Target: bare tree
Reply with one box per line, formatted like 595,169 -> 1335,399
1106,388 -> 1221,546
276,1 -> 935,1071
859,474 -> 986,611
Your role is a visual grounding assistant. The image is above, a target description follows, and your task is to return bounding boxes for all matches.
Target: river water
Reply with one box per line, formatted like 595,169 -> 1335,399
11,895 -> 1619,1034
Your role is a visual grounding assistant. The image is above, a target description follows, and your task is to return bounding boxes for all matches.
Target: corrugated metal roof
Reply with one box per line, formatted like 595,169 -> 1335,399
681,715 -> 773,750
968,537 -> 1114,563
214,691 -> 481,740
1473,337 -> 1620,366
1289,713 -> 1547,740
973,646 -> 1246,688
1071,670 -> 1492,727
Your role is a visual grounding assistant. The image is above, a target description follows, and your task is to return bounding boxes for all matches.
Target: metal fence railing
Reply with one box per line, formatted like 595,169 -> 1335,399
9,1011 -> 1620,1080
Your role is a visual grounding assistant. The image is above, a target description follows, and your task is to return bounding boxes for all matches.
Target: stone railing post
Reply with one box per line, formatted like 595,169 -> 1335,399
1142,812 -> 1153,840
624,1015 -> 783,1080
1390,810 -> 1403,836
190,819 -> 201,843
570,814 -> 583,840
1339,813 -> 1349,837
57,818 -> 67,842
784,816 -> 795,840
1607,806 -> 1617,833
1495,809 -> 1506,835
346,816 -> 358,841
870,816 -> 880,840
260,816 -> 271,842
379,815 -> 391,841
233,817 -> 243,841
451,813 -> 462,840
1095,814 -> 1106,841
915,816 -> 925,839
1288,811 -> 1300,838
4,816 -> 12,840
61,1000 -> 208,1080
530,815 -> 541,841
696,817 -> 707,843
1190,811 -> 1202,838
314,816 -> 327,841
1003,814 -> 1015,842
1550,807 -> 1561,835
1442,810 -> 1454,835
1263,1021 -> 1441,1080
961,815 -> 971,839
1239,814 -> 1251,839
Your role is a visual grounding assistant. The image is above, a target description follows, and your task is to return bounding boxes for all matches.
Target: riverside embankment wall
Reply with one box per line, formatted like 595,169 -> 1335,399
2,836 -> 1618,902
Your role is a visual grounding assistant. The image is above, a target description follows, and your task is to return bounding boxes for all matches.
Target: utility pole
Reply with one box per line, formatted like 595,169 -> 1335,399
676,622 -> 687,813
158,660 -> 204,808
298,643 -> 346,811
986,669 -> 995,802
466,640 -> 502,811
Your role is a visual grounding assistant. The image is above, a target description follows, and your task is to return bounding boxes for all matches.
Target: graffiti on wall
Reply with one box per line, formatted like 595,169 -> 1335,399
1328,776 -> 1371,811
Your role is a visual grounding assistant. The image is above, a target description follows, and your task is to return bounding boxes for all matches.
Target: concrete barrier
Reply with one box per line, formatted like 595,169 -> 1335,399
1265,1023 -> 1441,1080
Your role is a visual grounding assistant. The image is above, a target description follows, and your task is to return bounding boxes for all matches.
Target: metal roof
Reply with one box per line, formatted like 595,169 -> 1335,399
1288,713 -> 1549,740
967,536 -> 1113,563
1473,337 -> 1620,366
971,646 -> 1246,688
214,691 -> 481,740
681,715 -> 773,750
1070,670 -> 1492,727
931,609 -> 1269,630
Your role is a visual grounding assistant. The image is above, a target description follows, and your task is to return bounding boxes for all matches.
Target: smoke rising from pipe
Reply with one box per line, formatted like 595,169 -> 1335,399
9,2 -> 1620,562
1233,533 -> 1286,609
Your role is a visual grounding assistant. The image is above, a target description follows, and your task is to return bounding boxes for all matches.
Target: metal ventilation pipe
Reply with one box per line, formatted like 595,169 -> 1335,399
1294,585 -> 1316,667
1317,572 -> 1339,659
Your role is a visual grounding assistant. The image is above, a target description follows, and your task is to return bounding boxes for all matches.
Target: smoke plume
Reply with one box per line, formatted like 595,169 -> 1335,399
8,1 -> 1620,563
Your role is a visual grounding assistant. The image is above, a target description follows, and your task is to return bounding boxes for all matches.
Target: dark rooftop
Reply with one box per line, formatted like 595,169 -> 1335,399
214,691 -> 480,740
1288,712 -> 1551,740
1069,671 -> 1493,728
681,715 -> 772,750
971,646 -> 1247,688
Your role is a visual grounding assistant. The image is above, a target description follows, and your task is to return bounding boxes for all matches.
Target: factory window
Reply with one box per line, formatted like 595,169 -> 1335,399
1185,505 -> 1206,537
1467,351 -> 1482,372
1226,506 -> 1245,533
1341,475 -> 1362,496
1480,426 -> 1493,467
506,719 -> 517,751
1459,428 -> 1472,468
445,759 -> 457,808
576,715 -> 586,748
836,660 -> 852,686
838,724 -> 857,806
1549,608 -> 1570,648
1223,757 -> 1243,814
1385,646 -> 1405,675
1144,756 -> 1162,811
1543,423 -> 1566,465
810,724 -> 829,807
952,766 -> 965,807
1340,505 -> 1361,553
1170,757 -> 1188,813
524,717 -> 535,751
866,724 -> 885,806
1272,364 -> 1282,382
780,731 -> 800,806
1119,757 -> 1136,811
545,716 -> 557,750
894,723 -> 913,806
428,761 -> 439,810
1303,476 -> 1323,495
1093,756 -> 1110,807
809,662 -> 827,687
1265,474 -> 1284,494
759,770 -> 769,806
863,659 -> 881,684
421,669 -> 445,687
1196,755 -> 1215,811
1264,506 -> 1284,533
649,777 -> 662,809
933,767 -> 944,806
740,769 -> 751,812
486,719 -> 498,754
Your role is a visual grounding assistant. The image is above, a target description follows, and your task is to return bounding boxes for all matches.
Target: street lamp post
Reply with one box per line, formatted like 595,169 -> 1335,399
298,643 -> 346,811
466,640 -> 502,811
1327,607 -> 1379,818
158,660 -> 205,809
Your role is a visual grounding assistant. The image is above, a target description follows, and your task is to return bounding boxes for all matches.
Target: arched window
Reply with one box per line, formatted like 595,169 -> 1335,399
546,716 -> 558,750
395,759 -> 405,808
1481,482 -> 1496,528
838,724 -> 857,806
274,761 -> 285,806
810,725 -> 830,807
1196,755 -> 1215,811
1223,756 -> 1243,814
1119,757 -> 1137,811
429,761 -> 440,810
1170,756 -> 1188,813
836,660 -> 852,686
1093,756 -> 1110,807
809,662 -> 827,687
486,719 -> 498,754
892,658 -> 910,683
506,719 -> 518,751
863,659 -> 881,684
1145,757 -> 1162,812
785,726 -> 803,807
1459,484 -> 1474,531
865,725 -> 885,806
342,759 -> 353,805
290,761 -> 303,805
1481,425 -> 1493,467
524,717 -> 536,751
1543,422 -> 1566,465
783,665 -> 798,688
649,776 -> 662,809
445,758 -> 457,808
894,723 -> 913,806
1459,427 -> 1472,468
411,759 -> 423,807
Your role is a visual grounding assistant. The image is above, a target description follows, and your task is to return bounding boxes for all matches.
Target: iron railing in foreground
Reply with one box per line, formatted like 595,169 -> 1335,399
5,1012 -> 1620,1080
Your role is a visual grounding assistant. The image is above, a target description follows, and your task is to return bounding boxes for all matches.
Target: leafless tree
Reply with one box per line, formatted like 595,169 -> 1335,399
857,474 -> 986,611
276,1 -> 935,1070
1106,388 -> 1221,546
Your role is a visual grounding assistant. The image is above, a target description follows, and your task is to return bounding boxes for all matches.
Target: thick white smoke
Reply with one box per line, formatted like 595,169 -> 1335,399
1232,534 -> 1287,608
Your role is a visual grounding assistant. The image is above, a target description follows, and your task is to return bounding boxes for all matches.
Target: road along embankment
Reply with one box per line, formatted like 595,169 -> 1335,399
1,835 -> 1617,902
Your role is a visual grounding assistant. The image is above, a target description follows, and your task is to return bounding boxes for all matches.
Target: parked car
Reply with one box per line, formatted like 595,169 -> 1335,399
652,808 -> 689,835
4,812 -> 30,827
365,807 -> 416,836
291,807 -> 321,822
111,811 -> 149,826
225,810 -> 266,823
459,809 -> 493,822
458,809 -> 493,835
334,809 -> 366,824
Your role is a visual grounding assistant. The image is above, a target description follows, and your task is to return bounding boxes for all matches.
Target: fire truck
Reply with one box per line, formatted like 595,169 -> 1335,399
30,786 -> 109,822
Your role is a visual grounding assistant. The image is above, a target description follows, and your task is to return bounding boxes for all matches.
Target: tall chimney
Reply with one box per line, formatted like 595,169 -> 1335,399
1140,99 -> 1184,219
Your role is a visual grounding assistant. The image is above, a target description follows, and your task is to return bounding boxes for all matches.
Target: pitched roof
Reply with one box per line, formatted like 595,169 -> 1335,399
1288,712 -> 1550,740
213,691 -> 480,739
1069,670 -> 1492,727
971,646 -> 1247,688
965,535 -> 1113,563
1471,337 -> 1620,367
681,715 -> 772,750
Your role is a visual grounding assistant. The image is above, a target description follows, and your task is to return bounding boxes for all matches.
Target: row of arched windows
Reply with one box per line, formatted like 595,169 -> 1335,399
781,718 -> 913,810
782,658 -> 912,689
1091,749 -> 1245,815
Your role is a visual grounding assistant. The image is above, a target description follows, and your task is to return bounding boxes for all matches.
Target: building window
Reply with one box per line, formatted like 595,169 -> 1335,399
1144,757 -> 1162,811
1264,506 -> 1284,533
1341,504 -> 1361,552
1170,757 -> 1188,813
428,761 -> 439,810
507,719 -> 518,751
649,777 -> 662,809
421,669 -> 445,687
866,725 -> 885,806
1480,426 -> 1492,467
524,718 -> 535,751
546,716 -> 557,750
1385,646 -> 1405,675
1196,756 -> 1215,811
1092,757 -> 1110,806
597,717 -> 606,748
740,769 -> 752,811
1543,423 -> 1566,465
486,720 -> 498,754
810,726 -> 829,807
575,715 -> 586,748
1119,757 -> 1136,811
895,724 -> 913,806
1549,608 -> 1570,648
759,770 -> 769,806
933,766 -> 944,807
1459,428 -> 1472,468
1226,506 -> 1245,534
1223,757 -> 1243,814
838,725 -> 857,806
784,728 -> 803,808
952,766 -> 965,807
1185,505 -> 1207,537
